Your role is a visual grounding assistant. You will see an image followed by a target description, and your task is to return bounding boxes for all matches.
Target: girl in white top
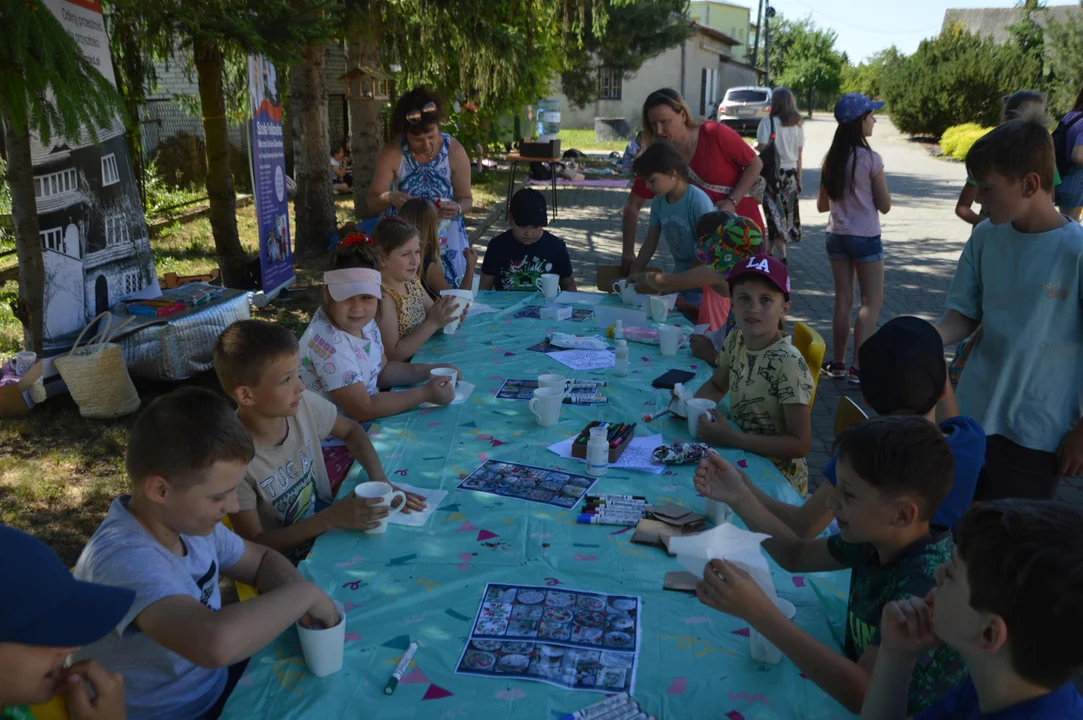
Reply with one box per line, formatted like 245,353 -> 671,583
299,241 -> 461,422
756,87 -> 805,264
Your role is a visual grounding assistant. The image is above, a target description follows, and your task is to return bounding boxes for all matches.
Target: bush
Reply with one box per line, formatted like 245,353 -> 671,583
880,23 -> 1042,138
940,123 -> 992,161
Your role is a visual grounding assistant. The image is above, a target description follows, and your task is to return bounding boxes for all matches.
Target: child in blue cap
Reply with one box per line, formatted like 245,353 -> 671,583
0,525 -> 134,719
818,92 -> 892,386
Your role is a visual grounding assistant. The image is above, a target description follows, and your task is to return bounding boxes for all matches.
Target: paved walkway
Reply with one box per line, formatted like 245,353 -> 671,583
477,115 -> 1083,507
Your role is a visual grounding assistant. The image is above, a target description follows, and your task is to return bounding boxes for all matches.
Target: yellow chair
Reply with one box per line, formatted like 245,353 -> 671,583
793,322 -> 826,410
834,396 -> 869,438
220,516 -> 258,602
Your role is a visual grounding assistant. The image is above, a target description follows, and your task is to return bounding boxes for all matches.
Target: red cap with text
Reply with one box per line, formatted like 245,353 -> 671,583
726,254 -> 791,297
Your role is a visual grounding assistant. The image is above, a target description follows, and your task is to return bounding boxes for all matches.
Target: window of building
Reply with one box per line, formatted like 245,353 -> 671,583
599,68 -> 622,100
123,271 -> 140,296
104,216 -> 130,247
40,226 -> 65,254
33,168 -> 77,200
101,153 -> 120,186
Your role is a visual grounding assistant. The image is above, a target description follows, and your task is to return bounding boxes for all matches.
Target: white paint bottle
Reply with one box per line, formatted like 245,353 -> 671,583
586,426 -> 609,477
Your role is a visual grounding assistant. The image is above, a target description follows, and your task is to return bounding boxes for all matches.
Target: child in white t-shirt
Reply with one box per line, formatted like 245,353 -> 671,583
298,241 -> 460,422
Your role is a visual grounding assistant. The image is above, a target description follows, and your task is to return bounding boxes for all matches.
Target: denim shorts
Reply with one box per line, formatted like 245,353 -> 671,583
825,233 -> 884,263
1055,168 -> 1083,209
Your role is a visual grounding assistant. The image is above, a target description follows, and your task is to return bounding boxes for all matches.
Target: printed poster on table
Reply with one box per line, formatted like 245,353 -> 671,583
30,0 -> 159,349
456,583 -> 641,693
457,460 -> 598,510
247,55 -> 293,295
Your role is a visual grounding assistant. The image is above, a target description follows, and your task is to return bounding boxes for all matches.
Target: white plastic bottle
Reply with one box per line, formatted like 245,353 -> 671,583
613,320 -> 624,339
613,339 -> 629,377
586,426 -> 609,476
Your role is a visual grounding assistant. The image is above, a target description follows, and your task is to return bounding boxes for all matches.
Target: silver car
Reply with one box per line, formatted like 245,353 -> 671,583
718,87 -> 772,133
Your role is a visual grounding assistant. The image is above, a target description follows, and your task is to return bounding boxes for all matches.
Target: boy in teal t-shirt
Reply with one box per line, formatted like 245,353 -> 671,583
939,119 -> 1083,501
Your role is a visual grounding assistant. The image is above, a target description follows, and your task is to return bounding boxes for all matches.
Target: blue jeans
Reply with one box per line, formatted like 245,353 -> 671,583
825,233 -> 884,263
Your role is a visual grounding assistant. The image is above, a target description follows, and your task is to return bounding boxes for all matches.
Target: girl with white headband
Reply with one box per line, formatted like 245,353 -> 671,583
298,241 -> 460,422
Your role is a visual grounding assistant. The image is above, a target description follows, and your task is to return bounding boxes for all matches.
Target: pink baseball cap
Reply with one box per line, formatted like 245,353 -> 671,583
324,268 -> 383,301
726,254 -> 791,297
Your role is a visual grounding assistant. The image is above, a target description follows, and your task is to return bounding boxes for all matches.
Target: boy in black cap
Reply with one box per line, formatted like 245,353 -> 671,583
695,316 -> 985,538
479,188 -> 576,291
0,525 -> 134,719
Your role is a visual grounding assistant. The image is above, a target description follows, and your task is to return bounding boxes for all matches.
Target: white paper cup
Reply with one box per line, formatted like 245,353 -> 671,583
538,373 -> 572,397
649,295 -> 668,322
659,326 -> 681,356
750,597 -> 796,664
296,601 -> 346,677
353,481 -> 406,534
471,274 -> 481,299
439,289 -> 472,334
430,367 -> 458,390
14,351 -> 36,376
685,398 -> 716,439
705,498 -> 734,526
528,387 -> 564,427
535,273 -> 559,299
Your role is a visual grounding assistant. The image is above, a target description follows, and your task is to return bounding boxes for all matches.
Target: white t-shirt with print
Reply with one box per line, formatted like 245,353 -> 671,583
238,390 -> 338,536
299,308 -> 385,403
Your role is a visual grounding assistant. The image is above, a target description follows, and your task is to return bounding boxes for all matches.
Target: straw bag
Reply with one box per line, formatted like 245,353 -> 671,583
54,312 -> 141,419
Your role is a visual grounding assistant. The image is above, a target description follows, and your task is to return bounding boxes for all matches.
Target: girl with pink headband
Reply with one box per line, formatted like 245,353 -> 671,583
298,241 -> 461,422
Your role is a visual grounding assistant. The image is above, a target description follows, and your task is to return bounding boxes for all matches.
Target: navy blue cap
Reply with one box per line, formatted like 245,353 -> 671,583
0,525 -> 134,647
834,93 -> 885,124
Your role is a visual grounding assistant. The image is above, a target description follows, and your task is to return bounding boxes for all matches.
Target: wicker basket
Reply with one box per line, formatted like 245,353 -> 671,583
54,312 -> 141,419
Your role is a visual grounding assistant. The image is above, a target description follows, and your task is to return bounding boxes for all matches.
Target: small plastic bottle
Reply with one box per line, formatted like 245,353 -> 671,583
586,426 -> 609,476
613,339 -> 629,377
614,320 -> 624,339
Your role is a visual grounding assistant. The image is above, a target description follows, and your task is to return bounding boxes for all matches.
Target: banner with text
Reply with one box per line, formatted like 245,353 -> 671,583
248,56 -> 293,294
33,0 -> 158,349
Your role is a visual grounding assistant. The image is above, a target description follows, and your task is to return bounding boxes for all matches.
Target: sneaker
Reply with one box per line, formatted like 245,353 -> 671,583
822,361 -> 846,379
848,366 -> 861,385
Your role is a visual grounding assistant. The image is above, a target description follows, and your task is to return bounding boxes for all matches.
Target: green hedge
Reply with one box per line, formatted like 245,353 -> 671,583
939,123 -> 992,162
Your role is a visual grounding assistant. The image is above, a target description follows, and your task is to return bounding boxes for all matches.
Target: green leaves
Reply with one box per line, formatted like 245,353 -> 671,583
770,15 -> 845,98
0,0 -> 124,144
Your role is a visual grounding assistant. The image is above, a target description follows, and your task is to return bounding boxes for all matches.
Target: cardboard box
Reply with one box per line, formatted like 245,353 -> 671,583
570,421 -> 636,464
630,504 -> 707,550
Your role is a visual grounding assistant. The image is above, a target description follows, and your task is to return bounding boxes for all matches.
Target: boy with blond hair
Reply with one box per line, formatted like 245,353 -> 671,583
214,320 -> 424,560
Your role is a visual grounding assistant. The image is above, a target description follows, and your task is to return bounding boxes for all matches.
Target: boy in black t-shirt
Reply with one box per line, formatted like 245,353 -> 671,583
480,188 -> 577,291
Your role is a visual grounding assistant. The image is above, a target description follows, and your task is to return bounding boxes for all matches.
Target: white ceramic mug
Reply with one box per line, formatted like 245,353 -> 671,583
439,289 -> 472,334
537,373 -> 572,397
611,278 -> 628,295
535,273 -> 559,299
353,481 -> 406,534
685,398 -> 717,439
620,285 -> 638,305
296,600 -> 346,677
430,367 -> 458,390
528,387 -> 564,427
658,326 -> 681,356
649,295 -> 668,322
750,597 -> 796,663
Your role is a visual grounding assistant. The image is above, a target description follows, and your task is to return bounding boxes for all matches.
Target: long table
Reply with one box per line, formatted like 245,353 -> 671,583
221,292 -> 853,719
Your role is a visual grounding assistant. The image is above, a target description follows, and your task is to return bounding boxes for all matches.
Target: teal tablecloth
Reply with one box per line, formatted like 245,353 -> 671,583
221,292 -> 854,720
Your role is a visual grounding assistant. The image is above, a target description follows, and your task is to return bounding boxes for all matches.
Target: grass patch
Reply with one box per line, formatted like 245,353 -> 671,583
558,129 -> 628,152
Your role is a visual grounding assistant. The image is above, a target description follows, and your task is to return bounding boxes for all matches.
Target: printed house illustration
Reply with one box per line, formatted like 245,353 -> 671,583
31,114 -> 155,345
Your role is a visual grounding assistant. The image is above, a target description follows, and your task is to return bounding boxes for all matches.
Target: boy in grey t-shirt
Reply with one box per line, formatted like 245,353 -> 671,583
74,388 -> 339,720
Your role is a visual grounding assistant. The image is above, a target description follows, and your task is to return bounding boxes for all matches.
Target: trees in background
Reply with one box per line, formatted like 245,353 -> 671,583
1045,9 -> 1083,117
841,47 -> 902,101
0,0 -> 125,352
769,17 -> 845,117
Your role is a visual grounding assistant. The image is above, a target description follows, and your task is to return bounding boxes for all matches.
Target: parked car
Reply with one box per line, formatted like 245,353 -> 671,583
718,87 -> 772,133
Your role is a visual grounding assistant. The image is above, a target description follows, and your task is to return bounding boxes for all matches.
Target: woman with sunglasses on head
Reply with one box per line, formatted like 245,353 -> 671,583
621,89 -> 765,314
368,87 -> 474,290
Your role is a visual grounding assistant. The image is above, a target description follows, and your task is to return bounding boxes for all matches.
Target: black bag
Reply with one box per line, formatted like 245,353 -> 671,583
759,117 -> 782,194
1053,114 -> 1083,176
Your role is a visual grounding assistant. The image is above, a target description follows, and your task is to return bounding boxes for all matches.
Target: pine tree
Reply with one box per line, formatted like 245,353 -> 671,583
0,0 -> 125,353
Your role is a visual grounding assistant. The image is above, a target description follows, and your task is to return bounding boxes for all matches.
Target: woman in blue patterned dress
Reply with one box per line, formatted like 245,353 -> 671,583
368,87 -> 474,287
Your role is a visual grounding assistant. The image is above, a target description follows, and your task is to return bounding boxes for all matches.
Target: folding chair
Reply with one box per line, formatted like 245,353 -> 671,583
792,322 -> 826,410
